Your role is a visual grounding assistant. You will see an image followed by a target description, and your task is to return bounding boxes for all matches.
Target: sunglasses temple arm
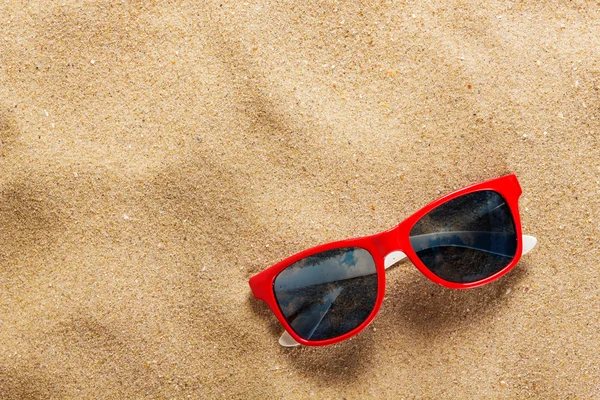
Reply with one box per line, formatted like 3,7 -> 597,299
522,235 -> 537,255
279,330 -> 301,347
384,251 -> 407,269
409,232 -> 538,260
383,235 -> 537,271
277,234 -> 537,347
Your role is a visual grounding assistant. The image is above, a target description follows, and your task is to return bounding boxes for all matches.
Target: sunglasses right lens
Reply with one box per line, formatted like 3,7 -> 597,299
409,190 -> 517,283
273,247 -> 378,342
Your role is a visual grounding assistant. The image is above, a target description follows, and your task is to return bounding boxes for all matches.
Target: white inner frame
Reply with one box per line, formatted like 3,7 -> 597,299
277,235 -> 537,347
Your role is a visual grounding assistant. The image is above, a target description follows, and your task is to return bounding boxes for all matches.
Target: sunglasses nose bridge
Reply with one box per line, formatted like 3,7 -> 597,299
372,224 -> 405,267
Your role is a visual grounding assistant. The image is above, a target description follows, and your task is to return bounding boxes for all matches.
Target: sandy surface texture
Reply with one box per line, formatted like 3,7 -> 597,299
1,1 -> 599,398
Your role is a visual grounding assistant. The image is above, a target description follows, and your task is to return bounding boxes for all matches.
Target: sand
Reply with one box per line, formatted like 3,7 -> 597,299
0,1 -> 599,398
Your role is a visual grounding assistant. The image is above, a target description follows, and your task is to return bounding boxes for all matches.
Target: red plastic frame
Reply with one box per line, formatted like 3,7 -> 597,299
249,175 -> 524,346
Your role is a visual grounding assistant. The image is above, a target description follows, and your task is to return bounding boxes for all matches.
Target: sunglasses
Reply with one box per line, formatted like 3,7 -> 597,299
249,175 -> 537,347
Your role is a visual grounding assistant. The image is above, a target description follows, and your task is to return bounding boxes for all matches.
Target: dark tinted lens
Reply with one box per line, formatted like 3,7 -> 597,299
273,247 -> 377,341
409,190 -> 517,283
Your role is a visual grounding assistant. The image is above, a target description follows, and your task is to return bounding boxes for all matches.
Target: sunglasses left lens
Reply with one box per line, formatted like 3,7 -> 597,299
409,190 -> 517,283
273,247 -> 378,342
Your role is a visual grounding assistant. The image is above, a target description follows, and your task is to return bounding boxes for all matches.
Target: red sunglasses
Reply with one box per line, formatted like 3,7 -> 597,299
249,175 -> 537,347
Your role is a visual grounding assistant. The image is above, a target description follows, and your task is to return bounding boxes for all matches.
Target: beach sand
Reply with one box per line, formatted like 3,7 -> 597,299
1,1 -> 599,398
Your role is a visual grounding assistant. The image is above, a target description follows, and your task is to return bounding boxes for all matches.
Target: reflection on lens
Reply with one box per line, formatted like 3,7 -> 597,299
273,247 -> 377,341
409,190 -> 517,283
